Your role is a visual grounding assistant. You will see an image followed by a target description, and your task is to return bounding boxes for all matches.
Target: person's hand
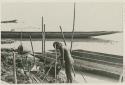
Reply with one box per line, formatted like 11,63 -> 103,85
62,60 -> 65,64
55,61 -> 58,65
11,48 -> 15,51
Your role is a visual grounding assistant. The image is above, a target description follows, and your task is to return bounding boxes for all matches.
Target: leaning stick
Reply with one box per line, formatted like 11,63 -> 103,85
59,26 -> 67,46
29,33 -> 35,64
20,31 -> 23,45
59,26 -> 76,78
70,2 -> 76,52
59,26 -> 66,64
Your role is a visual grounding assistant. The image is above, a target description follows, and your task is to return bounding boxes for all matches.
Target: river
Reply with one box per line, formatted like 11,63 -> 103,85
2,33 -> 123,56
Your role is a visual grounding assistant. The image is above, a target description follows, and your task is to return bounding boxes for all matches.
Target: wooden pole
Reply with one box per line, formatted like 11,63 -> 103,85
41,16 -> 44,56
70,2 -> 77,79
70,2 -> 76,52
43,24 -> 46,64
55,45 -> 58,83
70,3 -> 87,82
20,31 -> 23,45
59,26 -> 67,46
59,26 -> 65,66
19,31 -> 25,73
12,51 -> 17,84
29,33 -> 35,64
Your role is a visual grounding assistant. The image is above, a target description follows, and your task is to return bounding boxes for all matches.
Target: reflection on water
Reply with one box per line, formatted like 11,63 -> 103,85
68,38 -> 116,43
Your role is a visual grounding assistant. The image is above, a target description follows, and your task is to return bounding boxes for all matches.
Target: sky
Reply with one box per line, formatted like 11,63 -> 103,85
1,1 -> 123,32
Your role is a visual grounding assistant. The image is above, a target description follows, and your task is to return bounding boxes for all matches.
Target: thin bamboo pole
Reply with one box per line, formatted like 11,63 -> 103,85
70,3 -> 87,82
20,31 -> 22,45
20,30 -> 25,72
41,16 -> 44,57
29,33 -> 35,64
55,45 -> 58,83
70,2 -> 76,52
59,25 -> 66,64
12,51 -> 17,84
59,26 -> 67,46
70,2 -> 77,80
43,24 -> 46,64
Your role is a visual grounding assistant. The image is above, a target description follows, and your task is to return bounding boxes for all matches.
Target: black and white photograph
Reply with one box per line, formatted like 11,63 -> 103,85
1,0 -> 124,84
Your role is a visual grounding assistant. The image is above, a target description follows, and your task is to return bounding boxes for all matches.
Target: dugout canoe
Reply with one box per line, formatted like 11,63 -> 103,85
33,49 -> 123,80
1,31 -> 120,39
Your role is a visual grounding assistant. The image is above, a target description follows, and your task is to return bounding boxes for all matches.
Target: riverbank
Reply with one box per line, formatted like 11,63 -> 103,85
1,39 -> 15,44
1,48 -> 121,84
1,48 -> 34,84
